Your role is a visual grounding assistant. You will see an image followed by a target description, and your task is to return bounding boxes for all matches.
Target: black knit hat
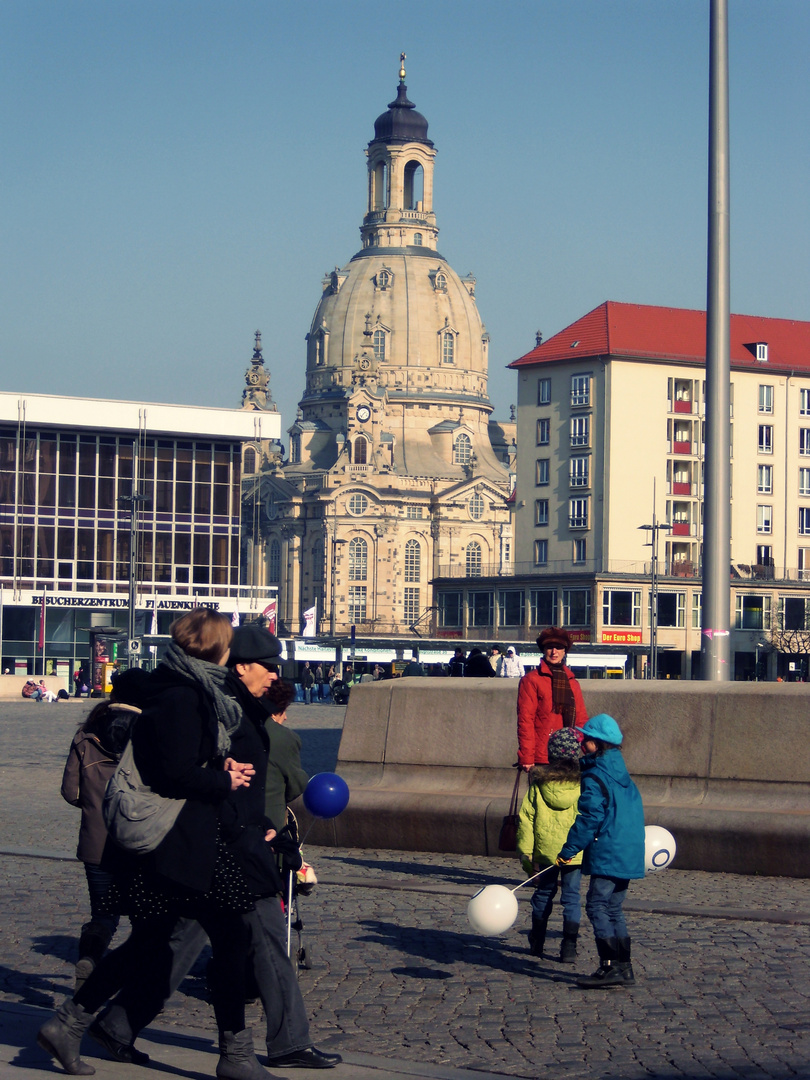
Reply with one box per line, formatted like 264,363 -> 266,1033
547,727 -> 581,762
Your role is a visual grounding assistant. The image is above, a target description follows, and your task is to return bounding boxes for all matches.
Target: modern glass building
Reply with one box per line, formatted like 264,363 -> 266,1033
0,392 -> 279,681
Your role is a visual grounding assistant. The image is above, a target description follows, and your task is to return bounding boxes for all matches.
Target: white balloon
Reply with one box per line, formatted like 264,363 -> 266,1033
466,884 -> 519,936
645,825 -> 677,873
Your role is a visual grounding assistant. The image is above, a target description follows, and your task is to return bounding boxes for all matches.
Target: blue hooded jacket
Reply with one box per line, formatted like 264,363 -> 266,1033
559,747 -> 645,879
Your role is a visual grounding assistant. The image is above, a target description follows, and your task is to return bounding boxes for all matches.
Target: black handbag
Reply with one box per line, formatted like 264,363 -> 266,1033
498,769 -> 523,852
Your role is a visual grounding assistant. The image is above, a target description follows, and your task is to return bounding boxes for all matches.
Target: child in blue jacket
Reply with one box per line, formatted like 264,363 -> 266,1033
557,713 -> 645,988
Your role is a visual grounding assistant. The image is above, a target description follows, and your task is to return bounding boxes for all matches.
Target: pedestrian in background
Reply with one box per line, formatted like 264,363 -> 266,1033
448,648 -> 465,677
300,661 -> 315,704
464,647 -> 495,678
489,645 -> 503,676
500,647 -> 525,679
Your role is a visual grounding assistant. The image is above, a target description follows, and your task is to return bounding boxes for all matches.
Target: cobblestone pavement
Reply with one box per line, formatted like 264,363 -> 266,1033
2,701 -> 810,1078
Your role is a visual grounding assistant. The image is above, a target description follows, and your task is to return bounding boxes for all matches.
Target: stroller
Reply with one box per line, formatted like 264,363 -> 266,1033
330,679 -> 350,706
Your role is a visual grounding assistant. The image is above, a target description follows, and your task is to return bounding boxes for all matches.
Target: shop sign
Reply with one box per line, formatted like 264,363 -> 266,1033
602,630 -> 642,645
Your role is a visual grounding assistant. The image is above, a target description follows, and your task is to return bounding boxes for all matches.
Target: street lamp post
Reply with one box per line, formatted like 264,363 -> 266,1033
638,514 -> 671,680
329,537 -> 348,637
755,642 -> 764,682
119,491 -> 150,667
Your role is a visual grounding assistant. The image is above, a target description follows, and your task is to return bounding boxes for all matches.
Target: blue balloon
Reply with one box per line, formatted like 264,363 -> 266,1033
303,772 -> 350,819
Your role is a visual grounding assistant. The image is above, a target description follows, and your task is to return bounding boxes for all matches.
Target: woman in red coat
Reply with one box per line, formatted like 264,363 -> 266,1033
517,627 -> 588,769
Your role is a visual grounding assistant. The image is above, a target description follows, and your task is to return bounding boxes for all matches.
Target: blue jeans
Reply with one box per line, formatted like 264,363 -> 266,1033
530,865 -> 582,924
585,874 -> 630,939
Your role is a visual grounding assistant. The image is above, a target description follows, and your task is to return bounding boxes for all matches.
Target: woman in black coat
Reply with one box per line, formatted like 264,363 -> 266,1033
37,610 -> 268,1080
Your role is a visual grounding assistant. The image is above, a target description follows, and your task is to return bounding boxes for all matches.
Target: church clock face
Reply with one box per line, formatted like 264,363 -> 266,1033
356,404 -> 371,423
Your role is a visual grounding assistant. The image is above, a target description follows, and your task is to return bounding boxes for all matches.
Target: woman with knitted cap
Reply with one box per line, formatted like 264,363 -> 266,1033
516,627 -> 588,770
516,727 -> 583,962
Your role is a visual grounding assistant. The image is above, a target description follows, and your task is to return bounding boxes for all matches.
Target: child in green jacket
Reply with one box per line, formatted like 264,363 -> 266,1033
516,727 -> 583,962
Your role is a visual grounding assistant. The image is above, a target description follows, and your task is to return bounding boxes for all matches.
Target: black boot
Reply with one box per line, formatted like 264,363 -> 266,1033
559,920 -> 579,964
527,916 -> 548,957
216,1030 -> 268,1080
576,937 -> 626,988
616,935 -> 636,985
75,922 -> 113,993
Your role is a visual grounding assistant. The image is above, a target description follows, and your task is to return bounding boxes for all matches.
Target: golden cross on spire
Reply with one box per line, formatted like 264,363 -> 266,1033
399,53 -> 406,82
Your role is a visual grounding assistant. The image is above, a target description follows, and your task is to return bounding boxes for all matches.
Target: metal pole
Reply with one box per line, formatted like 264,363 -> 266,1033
701,0 -> 732,680
651,511 -> 658,680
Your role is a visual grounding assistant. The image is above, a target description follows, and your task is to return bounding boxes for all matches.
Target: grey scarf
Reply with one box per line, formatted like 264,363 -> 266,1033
162,642 -> 242,755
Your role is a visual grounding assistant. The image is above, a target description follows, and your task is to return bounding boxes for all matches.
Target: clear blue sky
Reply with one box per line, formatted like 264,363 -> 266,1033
1,1 -> 807,439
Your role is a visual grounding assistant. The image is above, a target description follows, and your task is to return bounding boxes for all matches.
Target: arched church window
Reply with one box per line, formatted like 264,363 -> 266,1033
434,272 -> 447,292
312,540 -> 324,581
404,539 -> 421,583
377,269 -> 391,289
348,493 -> 369,516
453,433 -> 472,465
243,447 -> 256,474
465,541 -> 482,578
268,538 -> 281,583
442,331 -> 455,365
373,329 -> 386,362
403,161 -> 424,209
413,233 -> 423,246
354,437 -> 368,465
469,493 -> 485,521
349,537 -> 368,581
290,435 -> 301,464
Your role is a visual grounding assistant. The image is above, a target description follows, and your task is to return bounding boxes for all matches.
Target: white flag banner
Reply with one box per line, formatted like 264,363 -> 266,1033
150,599 -> 158,658
301,604 -> 317,638
232,609 -> 241,627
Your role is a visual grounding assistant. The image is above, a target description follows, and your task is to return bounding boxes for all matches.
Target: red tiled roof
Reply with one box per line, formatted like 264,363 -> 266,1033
509,301 -> 810,373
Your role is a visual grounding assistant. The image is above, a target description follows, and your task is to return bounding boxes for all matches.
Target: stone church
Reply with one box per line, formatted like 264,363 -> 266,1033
241,62 -> 514,639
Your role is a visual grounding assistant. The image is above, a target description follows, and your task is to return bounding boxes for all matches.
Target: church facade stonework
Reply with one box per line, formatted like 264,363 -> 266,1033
244,67 -> 513,638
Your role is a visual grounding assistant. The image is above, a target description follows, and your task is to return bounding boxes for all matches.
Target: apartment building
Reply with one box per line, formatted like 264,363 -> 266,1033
432,301 -> 810,680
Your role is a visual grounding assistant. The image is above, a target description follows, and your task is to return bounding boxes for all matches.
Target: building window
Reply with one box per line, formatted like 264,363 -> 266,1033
534,499 -> 548,526
534,539 -> 548,566
406,505 -> 423,519
603,589 -> 641,627
465,541 -> 482,577
537,378 -> 551,406
536,459 -> 549,486
735,594 -> 770,630
469,493 -> 485,520
498,590 -> 525,626
779,596 -> 810,631
353,437 -> 368,465
468,591 -> 494,627
404,538 -> 421,582
758,464 -> 773,494
801,430 -> 810,456
243,447 -> 256,474
290,434 -> 301,464
536,418 -> 550,446
569,497 -> 589,529
570,455 -> 589,488
758,385 -> 774,414
800,508 -> 810,536
433,272 -> 447,291
801,469 -> 810,497
442,331 -> 455,365
348,493 -> 369,515
348,585 -> 367,622
372,329 -> 386,362
377,269 -> 391,289
571,374 -> 591,407
570,416 -> 590,448
562,588 -> 591,626
801,388 -> 810,416
692,591 -> 702,628
756,544 -> 773,568
403,586 -> 421,625
658,592 -> 686,628
799,549 -> 810,581
453,433 -> 472,465
312,540 -> 324,581
758,425 -> 773,454
268,538 -> 281,583
349,537 -> 368,580
573,538 -> 587,564
757,505 -> 773,534
413,233 -> 423,246
530,589 -> 557,626
438,591 -> 462,627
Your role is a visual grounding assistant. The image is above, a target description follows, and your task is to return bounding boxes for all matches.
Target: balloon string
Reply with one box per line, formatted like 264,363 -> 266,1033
511,864 -> 558,892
